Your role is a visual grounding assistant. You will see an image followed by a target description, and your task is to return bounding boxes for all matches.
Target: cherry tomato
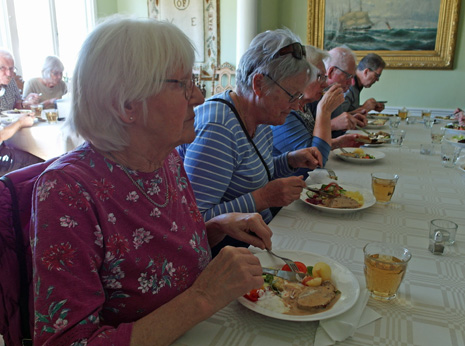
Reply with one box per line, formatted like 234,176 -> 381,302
243,289 -> 260,302
281,261 -> 307,273
301,276 -> 315,286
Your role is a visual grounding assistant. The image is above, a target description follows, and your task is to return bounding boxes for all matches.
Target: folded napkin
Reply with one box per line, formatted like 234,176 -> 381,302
306,170 -> 334,186
314,289 -> 381,346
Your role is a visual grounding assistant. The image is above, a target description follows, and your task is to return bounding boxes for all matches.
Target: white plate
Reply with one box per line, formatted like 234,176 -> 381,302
334,148 -> 385,163
362,142 -> 387,147
444,127 -> 465,136
445,139 -> 465,149
367,113 -> 395,120
237,250 -> 360,322
300,184 -> 376,214
1,109 -> 32,117
365,120 -> 387,129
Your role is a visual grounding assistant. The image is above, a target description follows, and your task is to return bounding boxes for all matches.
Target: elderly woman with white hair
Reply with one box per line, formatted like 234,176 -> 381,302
23,55 -> 67,108
271,45 -> 366,178
31,16 -> 271,346
178,29 -> 323,255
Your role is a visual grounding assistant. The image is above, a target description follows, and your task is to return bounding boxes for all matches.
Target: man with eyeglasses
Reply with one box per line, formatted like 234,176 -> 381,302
0,48 -> 43,175
342,53 -> 386,115
310,46 -> 368,138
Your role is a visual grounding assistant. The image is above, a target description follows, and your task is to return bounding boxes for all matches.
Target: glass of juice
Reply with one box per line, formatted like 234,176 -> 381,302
364,242 -> 411,300
371,173 -> 399,204
44,109 -> 58,124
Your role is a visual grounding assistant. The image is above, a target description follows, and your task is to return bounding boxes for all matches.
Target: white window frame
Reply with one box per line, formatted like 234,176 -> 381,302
0,0 -> 96,77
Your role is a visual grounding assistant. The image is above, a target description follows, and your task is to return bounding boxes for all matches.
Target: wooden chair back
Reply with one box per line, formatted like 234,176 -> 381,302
211,62 -> 235,95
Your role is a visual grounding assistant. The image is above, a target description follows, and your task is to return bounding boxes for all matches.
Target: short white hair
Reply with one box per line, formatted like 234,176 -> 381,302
42,56 -> 64,79
70,15 -> 195,152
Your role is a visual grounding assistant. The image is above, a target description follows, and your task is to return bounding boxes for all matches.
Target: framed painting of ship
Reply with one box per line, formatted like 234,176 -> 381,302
307,0 -> 461,69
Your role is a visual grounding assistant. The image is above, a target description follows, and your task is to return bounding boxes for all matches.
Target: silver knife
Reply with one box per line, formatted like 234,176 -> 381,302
262,267 -> 305,282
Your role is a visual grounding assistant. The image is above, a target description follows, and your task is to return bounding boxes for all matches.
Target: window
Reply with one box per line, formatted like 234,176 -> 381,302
0,0 -> 95,82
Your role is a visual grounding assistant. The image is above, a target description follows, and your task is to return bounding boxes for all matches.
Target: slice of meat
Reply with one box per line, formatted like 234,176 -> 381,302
323,195 -> 360,208
296,281 -> 337,310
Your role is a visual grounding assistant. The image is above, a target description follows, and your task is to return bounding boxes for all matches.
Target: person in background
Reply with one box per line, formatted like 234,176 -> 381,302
272,45 -> 366,179
342,53 -> 386,114
31,16 -> 271,346
178,28 -> 322,255
23,55 -> 68,109
454,108 -> 465,126
0,48 -> 43,174
307,46 -> 367,138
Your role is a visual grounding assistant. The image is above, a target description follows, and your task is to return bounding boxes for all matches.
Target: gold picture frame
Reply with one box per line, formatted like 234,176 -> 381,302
148,0 -> 220,76
307,0 -> 461,69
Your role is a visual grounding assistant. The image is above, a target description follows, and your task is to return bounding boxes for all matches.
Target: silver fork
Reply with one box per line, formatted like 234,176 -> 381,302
267,249 -> 299,272
326,168 -> 338,180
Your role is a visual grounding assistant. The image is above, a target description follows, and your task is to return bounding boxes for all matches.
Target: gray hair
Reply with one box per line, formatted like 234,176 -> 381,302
0,48 -> 14,62
235,28 -> 313,95
70,15 -> 195,152
324,46 -> 356,70
357,53 -> 386,71
305,45 -> 329,67
305,45 -> 329,82
41,56 -> 64,79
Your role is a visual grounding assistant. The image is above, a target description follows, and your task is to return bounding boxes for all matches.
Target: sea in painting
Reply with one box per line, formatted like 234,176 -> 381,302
324,0 -> 440,51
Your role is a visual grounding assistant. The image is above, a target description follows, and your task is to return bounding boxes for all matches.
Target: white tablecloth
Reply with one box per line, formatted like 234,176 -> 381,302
174,121 -> 465,346
5,119 -> 83,160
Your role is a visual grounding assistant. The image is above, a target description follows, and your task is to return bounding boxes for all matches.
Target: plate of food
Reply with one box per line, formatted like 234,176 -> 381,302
334,148 -> 385,163
434,115 -> 458,123
1,109 -> 32,117
300,182 -> 376,214
367,113 -> 395,120
365,119 -> 387,129
237,250 -> 360,322
445,135 -> 465,148
355,131 -> 391,147
444,124 -> 465,136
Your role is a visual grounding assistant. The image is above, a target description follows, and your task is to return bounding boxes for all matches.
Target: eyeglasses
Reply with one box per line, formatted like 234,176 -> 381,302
333,66 -> 354,80
317,73 -> 328,84
0,66 -> 16,74
273,42 -> 306,60
368,68 -> 381,80
164,75 -> 196,100
266,74 -> 303,103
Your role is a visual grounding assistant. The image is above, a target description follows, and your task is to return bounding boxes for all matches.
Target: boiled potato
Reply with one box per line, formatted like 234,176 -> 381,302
353,148 -> 365,155
312,262 -> 332,280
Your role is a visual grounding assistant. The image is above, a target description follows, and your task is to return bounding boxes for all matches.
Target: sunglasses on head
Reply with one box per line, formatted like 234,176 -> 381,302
273,42 -> 306,60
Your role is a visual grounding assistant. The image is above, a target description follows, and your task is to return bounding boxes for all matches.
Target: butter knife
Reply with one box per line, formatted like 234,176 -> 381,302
262,267 -> 305,282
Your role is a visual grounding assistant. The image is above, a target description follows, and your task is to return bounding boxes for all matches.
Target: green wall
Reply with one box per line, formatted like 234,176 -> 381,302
98,0 -> 464,109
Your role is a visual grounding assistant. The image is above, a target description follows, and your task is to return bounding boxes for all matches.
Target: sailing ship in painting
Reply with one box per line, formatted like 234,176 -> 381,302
324,0 -> 438,51
339,0 -> 374,32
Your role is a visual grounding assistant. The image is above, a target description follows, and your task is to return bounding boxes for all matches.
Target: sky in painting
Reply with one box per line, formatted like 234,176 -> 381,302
325,0 -> 441,30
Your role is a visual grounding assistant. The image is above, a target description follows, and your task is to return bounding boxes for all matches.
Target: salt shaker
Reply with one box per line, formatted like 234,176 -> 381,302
429,230 -> 445,255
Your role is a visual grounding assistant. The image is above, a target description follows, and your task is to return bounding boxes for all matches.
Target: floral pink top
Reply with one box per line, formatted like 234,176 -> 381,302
31,143 -> 211,345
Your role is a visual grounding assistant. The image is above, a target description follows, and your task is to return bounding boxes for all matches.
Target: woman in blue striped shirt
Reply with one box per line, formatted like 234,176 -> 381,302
179,29 -> 327,255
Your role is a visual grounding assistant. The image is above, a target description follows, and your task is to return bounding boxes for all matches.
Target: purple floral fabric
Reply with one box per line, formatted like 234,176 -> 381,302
31,143 -> 211,345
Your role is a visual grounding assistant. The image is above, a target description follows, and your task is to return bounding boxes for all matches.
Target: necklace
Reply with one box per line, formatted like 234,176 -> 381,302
107,152 -> 170,208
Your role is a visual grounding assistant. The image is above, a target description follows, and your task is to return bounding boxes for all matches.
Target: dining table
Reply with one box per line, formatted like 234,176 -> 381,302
4,115 -> 83,161
173,118 -> 465,346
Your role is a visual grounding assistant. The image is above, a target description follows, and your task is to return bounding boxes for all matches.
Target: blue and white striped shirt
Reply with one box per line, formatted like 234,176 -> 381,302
178,91 -> 294,224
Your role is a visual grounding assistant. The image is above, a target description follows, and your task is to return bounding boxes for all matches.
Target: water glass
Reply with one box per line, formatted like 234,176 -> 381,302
420,143 -> 433,155
424,117 -> 434,128
430,219 -> 458,246
389,116 -> 401,129
441,142 -> 461,167
431,125 -> 445,144
364,242 -> 412,300
391,129 -> 406,146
